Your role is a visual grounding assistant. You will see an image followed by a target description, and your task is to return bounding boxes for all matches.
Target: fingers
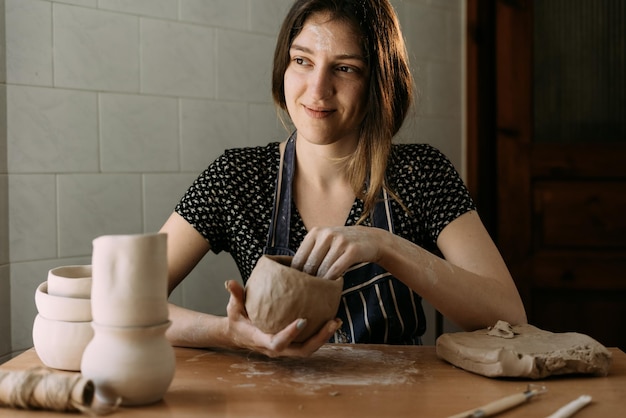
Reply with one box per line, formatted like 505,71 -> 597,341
267,318 -> 308,353
267,318 -> 343,358
299,319 -> 343,352
225,280 -> 247,319
291,231 -> 322,274
224,279 -> 342,358
292,227 -> 340,277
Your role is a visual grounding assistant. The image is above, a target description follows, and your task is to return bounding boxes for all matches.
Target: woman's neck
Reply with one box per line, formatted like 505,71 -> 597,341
293,136 -> 356,188
291,138 -> 357,229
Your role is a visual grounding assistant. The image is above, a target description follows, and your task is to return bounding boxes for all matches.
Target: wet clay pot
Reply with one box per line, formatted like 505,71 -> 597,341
81,321 -> 175,406
91,233 -> 169,327
244,255 -> 344,342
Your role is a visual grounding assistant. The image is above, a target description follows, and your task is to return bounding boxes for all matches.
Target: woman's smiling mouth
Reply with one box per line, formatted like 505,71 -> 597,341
304,105 -> 335,119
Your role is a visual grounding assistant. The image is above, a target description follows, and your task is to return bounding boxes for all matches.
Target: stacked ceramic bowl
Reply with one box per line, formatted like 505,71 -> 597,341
32,265 -> 93,371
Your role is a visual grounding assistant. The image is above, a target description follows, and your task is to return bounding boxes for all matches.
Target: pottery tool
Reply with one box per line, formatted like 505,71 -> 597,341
545,395 -> 592,418
0,367 -> 118,415
447,384 -> 547,418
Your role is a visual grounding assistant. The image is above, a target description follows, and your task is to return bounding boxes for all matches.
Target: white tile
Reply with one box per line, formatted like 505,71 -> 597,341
216,30 -> 275,102
143,173 -> 197,233
9,259 -> 71,351
57,174 -> 143,257
7,85 -> 99,173
402,3 -> 449,61
0,265 -> 10,357
5,0 -> 53,86
414,117 -> 462,170
53,4 -> 139,91
56,0 -> 97,6
0,12 -> 4,84
0,85 -> 6,174
98,0 -> 178,19
8,175 -> 57,262
180,99 -> 247,171
141,19 -> 216,99
100,93 -> 179,172
248,103 -> 291,145
447,4 -> 463,63
250,0 -> 292,35
180,252 -> 240,315
0,175 -> 8,265
180,0 -> 247,30
424,61 -> 461,117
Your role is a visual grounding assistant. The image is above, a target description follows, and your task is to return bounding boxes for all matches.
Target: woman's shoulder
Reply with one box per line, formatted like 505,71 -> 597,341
219,142 -> 280,164
210,142 -> 281,175
389,142 -> 453,171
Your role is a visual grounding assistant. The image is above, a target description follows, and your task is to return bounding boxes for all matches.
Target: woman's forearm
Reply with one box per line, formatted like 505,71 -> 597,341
375,217 -> 527,331
165,303 -> 232,349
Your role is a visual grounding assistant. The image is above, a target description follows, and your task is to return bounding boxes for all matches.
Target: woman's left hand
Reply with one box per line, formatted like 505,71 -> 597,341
291,226 -> 385,279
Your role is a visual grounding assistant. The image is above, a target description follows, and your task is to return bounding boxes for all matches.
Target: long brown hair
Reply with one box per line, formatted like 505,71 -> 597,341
272,0 -> 413,221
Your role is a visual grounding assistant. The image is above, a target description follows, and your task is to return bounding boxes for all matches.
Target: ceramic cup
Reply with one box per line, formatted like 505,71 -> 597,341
91,233 -> 169,327
47,265 -> 92,298
32,314 -> 94,371
35,281 -> 92,322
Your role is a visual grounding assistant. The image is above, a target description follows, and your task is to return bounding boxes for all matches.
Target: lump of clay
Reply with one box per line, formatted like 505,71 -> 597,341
436,322 -> 612,379
244,255 -> 344,342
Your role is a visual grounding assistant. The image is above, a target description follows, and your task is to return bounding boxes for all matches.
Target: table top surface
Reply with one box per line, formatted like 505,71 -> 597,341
1,344 -> 625,417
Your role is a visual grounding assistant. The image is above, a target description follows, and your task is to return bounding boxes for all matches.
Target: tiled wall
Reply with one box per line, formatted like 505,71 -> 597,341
0,0 -> 464,362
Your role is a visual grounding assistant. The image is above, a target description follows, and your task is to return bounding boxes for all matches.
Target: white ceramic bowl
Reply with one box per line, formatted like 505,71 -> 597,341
32,314 -> 94,371
47,265 -> 92,298
35,281 -> 92,322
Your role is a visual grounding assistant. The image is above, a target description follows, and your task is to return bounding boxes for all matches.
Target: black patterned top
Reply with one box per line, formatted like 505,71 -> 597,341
175,142 -> 476,282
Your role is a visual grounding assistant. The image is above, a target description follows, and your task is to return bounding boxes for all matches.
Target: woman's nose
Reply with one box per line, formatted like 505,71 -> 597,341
309,68 -> 333,100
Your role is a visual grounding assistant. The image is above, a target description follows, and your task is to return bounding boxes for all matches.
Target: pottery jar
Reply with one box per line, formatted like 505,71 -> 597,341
80,321 -> 175,406
91,233 -> 169,327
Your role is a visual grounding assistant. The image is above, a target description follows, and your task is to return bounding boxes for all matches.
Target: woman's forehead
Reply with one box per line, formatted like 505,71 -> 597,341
293,12 -> 364,56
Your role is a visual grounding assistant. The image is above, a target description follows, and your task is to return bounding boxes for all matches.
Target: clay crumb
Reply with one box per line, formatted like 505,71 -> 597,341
487,320 -> 517,339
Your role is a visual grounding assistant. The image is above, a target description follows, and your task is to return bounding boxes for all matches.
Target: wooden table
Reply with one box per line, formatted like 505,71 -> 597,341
1,345 -> 624,417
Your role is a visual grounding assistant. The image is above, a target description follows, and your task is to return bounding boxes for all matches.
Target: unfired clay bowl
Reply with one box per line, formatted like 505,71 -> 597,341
244,255 -> 344,342
35,281 -> 92,322
32,314 -> 94,371
47,265 -> 92,298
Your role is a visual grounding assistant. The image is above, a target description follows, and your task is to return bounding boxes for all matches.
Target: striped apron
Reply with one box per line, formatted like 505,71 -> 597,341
264,133 -> 425,344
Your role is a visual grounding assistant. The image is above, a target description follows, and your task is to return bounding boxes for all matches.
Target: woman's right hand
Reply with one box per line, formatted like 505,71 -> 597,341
224,280 -> 341,358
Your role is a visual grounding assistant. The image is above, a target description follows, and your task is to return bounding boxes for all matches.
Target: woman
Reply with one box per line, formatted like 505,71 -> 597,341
160,0 -> 527,357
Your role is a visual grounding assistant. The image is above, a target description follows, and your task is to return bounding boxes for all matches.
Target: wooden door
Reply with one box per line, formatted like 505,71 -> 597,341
469,0 -> 626,349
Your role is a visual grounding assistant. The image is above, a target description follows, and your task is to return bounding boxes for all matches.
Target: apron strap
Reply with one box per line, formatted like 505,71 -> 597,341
264,132 -> 296,254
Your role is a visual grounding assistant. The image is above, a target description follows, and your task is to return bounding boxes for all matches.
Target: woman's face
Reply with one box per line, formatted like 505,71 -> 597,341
284,13 -> 369,149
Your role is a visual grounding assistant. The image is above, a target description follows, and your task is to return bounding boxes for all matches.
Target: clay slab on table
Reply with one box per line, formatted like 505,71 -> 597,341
436,322 -> 612,379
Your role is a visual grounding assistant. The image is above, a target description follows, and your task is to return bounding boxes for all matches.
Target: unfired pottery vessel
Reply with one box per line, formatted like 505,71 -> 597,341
47,265 -> 92,298
81,321 -> 175,406
245,255 -> 344,342
32,314 -> 94,371
35,281 -> 92,322
91,233 -> 169,327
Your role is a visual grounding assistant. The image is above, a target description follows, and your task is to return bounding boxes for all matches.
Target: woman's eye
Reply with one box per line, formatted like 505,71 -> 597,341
294,57 -> 308,66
